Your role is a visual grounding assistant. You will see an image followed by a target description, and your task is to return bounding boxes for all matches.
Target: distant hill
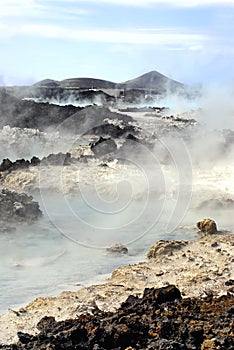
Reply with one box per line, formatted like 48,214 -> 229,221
4,70 -> 187,103
60,78 -> 117,89
33,79 -> 60,87
32,71 -> 185,91
121,71 -> 184,91
34,78 -> 117,89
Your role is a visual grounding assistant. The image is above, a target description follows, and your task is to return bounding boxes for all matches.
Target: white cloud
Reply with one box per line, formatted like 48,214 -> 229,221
64,0 -> 234,7
103,0 -> 234,6
0,0 -> 89,20
0,0 -> 38,17
20,23 -> 207,48
0,0 -> 233,19
188,45 -> 204,51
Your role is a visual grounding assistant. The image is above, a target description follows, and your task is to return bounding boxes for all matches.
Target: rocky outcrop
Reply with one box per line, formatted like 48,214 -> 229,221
0,153 -> 75,173
41,152 -> 74,166
116,132 -> 155,160
147,240 -> 188,259
0,285 -> 233,349
84,123 -> 137,138
0,188 -> 42,225
18,87 -> 115,106
56,105 -> 133,135
0,158 -> 32,173
0,91 -> 133,133
197,218 -> 218,235
0,90 -> 78,130
90,137 -> 117,158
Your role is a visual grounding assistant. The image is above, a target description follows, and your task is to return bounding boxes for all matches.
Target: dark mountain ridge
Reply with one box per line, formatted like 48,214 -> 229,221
33,70 -> 185,91
121,70 -> 184,90
1,70 -> 188,104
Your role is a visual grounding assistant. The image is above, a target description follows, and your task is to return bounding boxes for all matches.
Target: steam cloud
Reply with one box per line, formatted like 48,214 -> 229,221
0,82 -> 233,250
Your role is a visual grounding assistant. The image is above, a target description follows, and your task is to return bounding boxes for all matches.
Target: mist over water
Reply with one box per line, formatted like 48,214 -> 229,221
0,193 -> 198,314
0,83 -> 233,314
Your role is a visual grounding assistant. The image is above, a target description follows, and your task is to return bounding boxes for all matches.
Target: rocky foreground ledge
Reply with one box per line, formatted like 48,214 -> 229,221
0,232 -> 233,348
0,285 -> 233,350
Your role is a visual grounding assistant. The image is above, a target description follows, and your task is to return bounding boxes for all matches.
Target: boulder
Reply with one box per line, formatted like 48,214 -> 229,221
106,243 -> 128,254
30,156 -> 41,166
196,218 -> 218,234
41,152 -> 73,166
90,137 -> 117,158
0,158 -> 13,172
143,285 -> 182,304
147,240 -> 188,259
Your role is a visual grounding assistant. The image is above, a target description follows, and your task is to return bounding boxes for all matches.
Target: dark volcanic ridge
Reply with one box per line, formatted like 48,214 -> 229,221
0,285 -> 233,350
121,70 -> 184,90
33,70 -> 185,90
1,70 -> 190,104
0,90 -> 133,131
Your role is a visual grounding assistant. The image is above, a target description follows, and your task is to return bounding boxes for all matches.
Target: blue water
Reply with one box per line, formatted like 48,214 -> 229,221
0,193 -> 199,315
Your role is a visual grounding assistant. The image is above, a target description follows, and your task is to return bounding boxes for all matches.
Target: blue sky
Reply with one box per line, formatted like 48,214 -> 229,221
0,0 -> 234,85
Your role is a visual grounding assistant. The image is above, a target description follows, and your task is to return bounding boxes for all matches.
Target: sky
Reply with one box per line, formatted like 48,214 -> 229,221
0,0 -> 234,86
